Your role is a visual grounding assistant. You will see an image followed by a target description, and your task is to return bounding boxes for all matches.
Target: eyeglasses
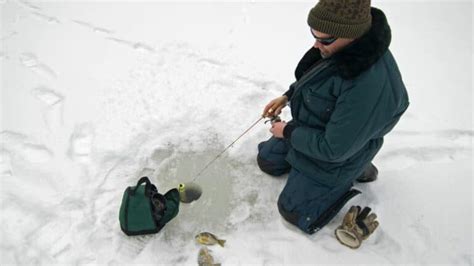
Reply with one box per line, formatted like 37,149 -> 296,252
310,29 -> 337,46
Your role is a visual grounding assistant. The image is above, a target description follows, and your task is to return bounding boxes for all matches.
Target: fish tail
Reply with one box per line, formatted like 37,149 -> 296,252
217,239 -> 226,247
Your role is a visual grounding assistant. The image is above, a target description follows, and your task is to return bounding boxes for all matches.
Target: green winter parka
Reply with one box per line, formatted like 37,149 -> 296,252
282,7 -> 409,187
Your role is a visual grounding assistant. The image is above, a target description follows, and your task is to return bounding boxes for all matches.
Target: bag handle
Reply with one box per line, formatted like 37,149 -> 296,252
130,176 -> 151,195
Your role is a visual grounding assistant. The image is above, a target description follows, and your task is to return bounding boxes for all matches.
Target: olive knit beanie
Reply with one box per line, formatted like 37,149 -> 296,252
307,0 -> 372,39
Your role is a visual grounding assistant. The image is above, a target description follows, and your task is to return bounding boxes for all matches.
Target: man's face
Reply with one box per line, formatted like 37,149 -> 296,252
311,29 -> 355,58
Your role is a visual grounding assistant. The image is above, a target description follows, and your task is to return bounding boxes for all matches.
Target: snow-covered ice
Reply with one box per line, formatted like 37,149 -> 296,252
1,1 -> 472,265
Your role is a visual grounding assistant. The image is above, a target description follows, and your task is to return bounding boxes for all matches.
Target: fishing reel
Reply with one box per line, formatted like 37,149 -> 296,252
264,115 -> 282,125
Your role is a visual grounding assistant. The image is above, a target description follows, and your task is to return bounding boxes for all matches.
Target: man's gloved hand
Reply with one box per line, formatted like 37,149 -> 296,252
335,206 -> 379,249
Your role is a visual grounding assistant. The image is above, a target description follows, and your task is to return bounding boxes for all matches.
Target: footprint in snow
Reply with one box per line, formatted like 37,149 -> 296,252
71,20 -> 114,34
17,0 -> 41,11
31,86 -> 64,130
93,27 -> 114,34
106,37 -> 155,53
33,64 -> 57,79
133,42 -> 155,53
105,37 -> 130,46
68,124 -> 95,161
32,86 -> 63,106
20,52 -> 39,67
19,143 -> 54,163
0,131 -> 29,145
19,53 -> 57,80
31,12 -> 60,24
198,58 -> 226,67
0,131 -> 53,163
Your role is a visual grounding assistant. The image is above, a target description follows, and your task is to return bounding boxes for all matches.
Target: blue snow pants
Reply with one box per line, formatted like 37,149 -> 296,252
257,137 -> 360,234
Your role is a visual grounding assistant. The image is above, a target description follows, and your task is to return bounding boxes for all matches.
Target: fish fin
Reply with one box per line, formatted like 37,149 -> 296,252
217,239 -> 226,247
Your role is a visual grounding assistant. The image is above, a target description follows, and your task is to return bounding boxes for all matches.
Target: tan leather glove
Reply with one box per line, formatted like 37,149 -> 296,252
335,206 -> 379,249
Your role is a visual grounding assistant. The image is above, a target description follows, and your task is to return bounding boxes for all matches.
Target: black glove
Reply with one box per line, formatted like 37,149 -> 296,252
161,188 -> 180,225
150,188 -> 180,226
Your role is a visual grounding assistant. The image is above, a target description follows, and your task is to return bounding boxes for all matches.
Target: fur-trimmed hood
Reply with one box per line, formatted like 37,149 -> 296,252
294,7 -> 392,80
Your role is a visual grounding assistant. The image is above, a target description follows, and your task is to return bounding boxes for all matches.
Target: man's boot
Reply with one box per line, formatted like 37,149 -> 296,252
356,163 -> 378,183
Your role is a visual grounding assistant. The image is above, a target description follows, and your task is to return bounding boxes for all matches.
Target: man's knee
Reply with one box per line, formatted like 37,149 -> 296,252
276,175 -> 361,234
257,155 -> 289,176
277,197 -> 300,226
256,139 -> 291,176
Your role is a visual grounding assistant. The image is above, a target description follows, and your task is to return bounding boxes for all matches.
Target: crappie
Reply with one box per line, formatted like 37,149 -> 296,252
195,232 -> 226,247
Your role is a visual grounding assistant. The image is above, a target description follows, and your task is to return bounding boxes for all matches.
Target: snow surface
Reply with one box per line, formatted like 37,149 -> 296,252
1,0 -> 472,265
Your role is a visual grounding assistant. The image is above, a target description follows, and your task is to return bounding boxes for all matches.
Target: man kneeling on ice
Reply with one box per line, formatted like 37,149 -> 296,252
257,0 -> 409,236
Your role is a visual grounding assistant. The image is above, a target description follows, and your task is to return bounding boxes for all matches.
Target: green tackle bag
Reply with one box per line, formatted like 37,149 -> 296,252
119,176 -> 180,236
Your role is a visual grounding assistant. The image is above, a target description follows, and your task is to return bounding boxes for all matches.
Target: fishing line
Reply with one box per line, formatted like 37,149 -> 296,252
190,115 -> 265,183
178,114 -> 280,203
